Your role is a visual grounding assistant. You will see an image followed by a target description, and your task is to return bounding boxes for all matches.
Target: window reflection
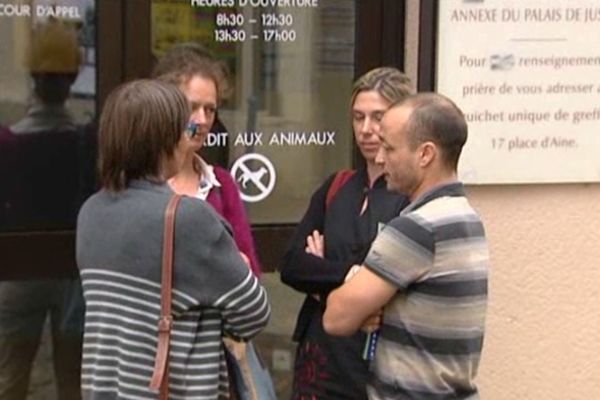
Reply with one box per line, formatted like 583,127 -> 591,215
0,2 -> 96,399
0,0 -> 97,233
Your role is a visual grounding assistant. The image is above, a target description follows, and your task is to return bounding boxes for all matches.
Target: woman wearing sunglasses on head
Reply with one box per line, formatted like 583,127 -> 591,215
153,45 -> 261,276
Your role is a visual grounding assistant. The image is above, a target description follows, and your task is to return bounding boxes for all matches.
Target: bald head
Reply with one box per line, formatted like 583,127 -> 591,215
394,93 -> 468,170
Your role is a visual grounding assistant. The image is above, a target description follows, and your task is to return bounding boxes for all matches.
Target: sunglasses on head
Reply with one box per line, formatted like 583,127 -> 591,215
185,123 -> 200,138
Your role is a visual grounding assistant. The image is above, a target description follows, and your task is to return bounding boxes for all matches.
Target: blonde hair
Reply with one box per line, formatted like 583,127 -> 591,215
350,67 -> 413,108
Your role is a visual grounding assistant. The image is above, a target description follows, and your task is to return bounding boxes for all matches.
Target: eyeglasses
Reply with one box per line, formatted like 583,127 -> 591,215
185,122 -> 200,138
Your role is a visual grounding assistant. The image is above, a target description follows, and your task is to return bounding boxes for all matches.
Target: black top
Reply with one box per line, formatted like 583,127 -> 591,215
280,168 -> 409,399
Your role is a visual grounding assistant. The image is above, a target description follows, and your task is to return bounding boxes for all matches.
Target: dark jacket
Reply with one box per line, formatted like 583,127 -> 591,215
280,168 -> 409,399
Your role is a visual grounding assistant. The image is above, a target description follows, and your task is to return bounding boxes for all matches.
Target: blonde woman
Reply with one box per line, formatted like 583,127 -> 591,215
280,67 -> 413,400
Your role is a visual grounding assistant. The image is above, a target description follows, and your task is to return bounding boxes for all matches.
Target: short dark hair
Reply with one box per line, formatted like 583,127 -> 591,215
152,42 -> 231,103
400,93 -> 468,170
98,79 -> 190,191
32,74 -> 76,104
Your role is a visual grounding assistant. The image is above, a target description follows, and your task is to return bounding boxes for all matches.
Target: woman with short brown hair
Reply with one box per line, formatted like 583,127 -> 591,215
97,79 -> 189,191
77,79 -> 270,400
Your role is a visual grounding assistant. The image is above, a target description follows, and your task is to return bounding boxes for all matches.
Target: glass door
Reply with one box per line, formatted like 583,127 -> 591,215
152,0 -> 357,225
145,1 -> 405,398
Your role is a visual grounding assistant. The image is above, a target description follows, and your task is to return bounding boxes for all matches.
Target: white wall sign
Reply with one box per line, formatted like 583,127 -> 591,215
437,0 -> 600,184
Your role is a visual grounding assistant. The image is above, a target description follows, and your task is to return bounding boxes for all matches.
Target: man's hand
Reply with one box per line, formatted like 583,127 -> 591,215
345,264 -> 362,282
361,309 -> 382,333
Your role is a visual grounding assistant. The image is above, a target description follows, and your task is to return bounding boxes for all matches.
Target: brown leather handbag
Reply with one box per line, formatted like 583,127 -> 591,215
149,194 -> 183,400
147,194 -> 268,400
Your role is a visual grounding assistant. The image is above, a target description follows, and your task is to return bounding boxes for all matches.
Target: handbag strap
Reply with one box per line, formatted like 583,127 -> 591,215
325,169 -> 356,210
149,194 -> 183,399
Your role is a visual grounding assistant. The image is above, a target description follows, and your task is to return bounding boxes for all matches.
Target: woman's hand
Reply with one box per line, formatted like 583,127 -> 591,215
305,230 -> 324,301
305,230 -> 325,258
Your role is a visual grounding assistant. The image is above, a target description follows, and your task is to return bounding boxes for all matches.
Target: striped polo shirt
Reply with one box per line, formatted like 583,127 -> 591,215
77,181 -> 270,400
364,182 -> 489,400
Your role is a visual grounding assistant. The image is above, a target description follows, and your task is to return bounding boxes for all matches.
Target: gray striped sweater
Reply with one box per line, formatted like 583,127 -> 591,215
365,182 -> 488,400
76,180 -> 270,400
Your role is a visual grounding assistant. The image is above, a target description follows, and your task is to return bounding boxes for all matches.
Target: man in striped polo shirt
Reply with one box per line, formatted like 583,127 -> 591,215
324,93 -> 489,400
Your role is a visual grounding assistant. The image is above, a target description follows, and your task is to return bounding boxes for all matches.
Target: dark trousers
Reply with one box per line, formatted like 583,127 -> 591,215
0,279 -> 84,400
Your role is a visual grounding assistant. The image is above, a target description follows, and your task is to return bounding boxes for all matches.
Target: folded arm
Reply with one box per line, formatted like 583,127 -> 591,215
323,265 -> 396,336
280,175 -> 351,293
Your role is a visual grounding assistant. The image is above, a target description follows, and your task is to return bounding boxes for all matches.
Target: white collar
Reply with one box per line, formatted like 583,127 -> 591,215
195,155 -> 221,200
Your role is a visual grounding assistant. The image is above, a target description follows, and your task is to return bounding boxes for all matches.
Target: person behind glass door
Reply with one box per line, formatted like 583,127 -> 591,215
76,79 -> 271,399
0,20 -> 84,400
152,44 -> 261,276
279,67 -> 413,400
7,19 -> 83,229
0,124 -> 17,227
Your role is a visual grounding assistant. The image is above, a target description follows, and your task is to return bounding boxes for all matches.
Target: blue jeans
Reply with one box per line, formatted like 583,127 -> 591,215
0,279 -> 84,400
